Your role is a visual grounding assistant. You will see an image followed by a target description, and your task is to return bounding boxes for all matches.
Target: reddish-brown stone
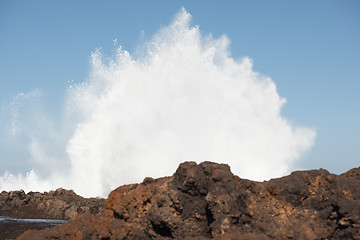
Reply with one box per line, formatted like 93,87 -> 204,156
15,162 -> 360,239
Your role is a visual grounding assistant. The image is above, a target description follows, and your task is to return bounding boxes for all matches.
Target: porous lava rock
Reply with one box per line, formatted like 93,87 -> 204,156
0,188 -> 104,220
16,162 -> 360,239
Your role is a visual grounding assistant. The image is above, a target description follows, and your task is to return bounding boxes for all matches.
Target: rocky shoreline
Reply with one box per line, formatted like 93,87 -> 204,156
0,216 -> 65,240
0,188 -> 105,220
0,188 -> 105,239
1,162 -> 359,239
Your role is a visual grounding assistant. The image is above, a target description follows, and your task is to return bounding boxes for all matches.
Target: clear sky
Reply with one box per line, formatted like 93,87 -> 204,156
0,0 -> 359,186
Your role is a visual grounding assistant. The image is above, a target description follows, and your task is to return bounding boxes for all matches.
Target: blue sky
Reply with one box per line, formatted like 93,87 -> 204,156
1,0 -> 359,177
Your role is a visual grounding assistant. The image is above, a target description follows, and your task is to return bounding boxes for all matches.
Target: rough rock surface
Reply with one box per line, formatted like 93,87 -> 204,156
0,188 -> 104,220
17,162 -> 360,239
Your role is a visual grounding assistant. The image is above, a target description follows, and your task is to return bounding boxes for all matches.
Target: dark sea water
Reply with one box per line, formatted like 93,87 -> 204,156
0,216 -> 66,239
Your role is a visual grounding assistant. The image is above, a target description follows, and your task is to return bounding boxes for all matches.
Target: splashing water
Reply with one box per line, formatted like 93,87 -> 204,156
0,9 -> 315,197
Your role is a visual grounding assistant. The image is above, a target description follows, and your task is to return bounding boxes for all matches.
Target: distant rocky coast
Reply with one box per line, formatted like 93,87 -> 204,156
0,188 -> 104,239
0,188 -> 105,220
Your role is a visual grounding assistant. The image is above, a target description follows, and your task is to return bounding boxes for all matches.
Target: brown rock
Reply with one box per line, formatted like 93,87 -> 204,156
341,166 -> 360,181
0,188 -> 105,220
15,162 -> 360,239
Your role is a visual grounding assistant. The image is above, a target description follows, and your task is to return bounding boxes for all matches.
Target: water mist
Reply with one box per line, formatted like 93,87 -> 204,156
0,9 -> 315,197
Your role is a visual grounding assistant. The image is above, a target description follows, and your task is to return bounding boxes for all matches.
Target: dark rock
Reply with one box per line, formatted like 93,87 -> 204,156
16,162 -> 360,239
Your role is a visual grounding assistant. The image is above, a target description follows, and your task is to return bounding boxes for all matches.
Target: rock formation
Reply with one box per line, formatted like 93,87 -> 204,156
16,162 -> 360,239
0,188 -> 104,220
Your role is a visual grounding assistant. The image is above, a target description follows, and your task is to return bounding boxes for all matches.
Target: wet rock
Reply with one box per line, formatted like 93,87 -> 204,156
16,162 -> 360,239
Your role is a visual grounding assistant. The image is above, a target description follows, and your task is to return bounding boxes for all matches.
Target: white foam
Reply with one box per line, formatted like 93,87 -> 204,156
0,9 -> 315,197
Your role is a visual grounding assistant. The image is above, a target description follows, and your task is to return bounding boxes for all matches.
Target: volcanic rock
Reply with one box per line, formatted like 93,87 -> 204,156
0,188 -> 104,220
16,162 -> 360,239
